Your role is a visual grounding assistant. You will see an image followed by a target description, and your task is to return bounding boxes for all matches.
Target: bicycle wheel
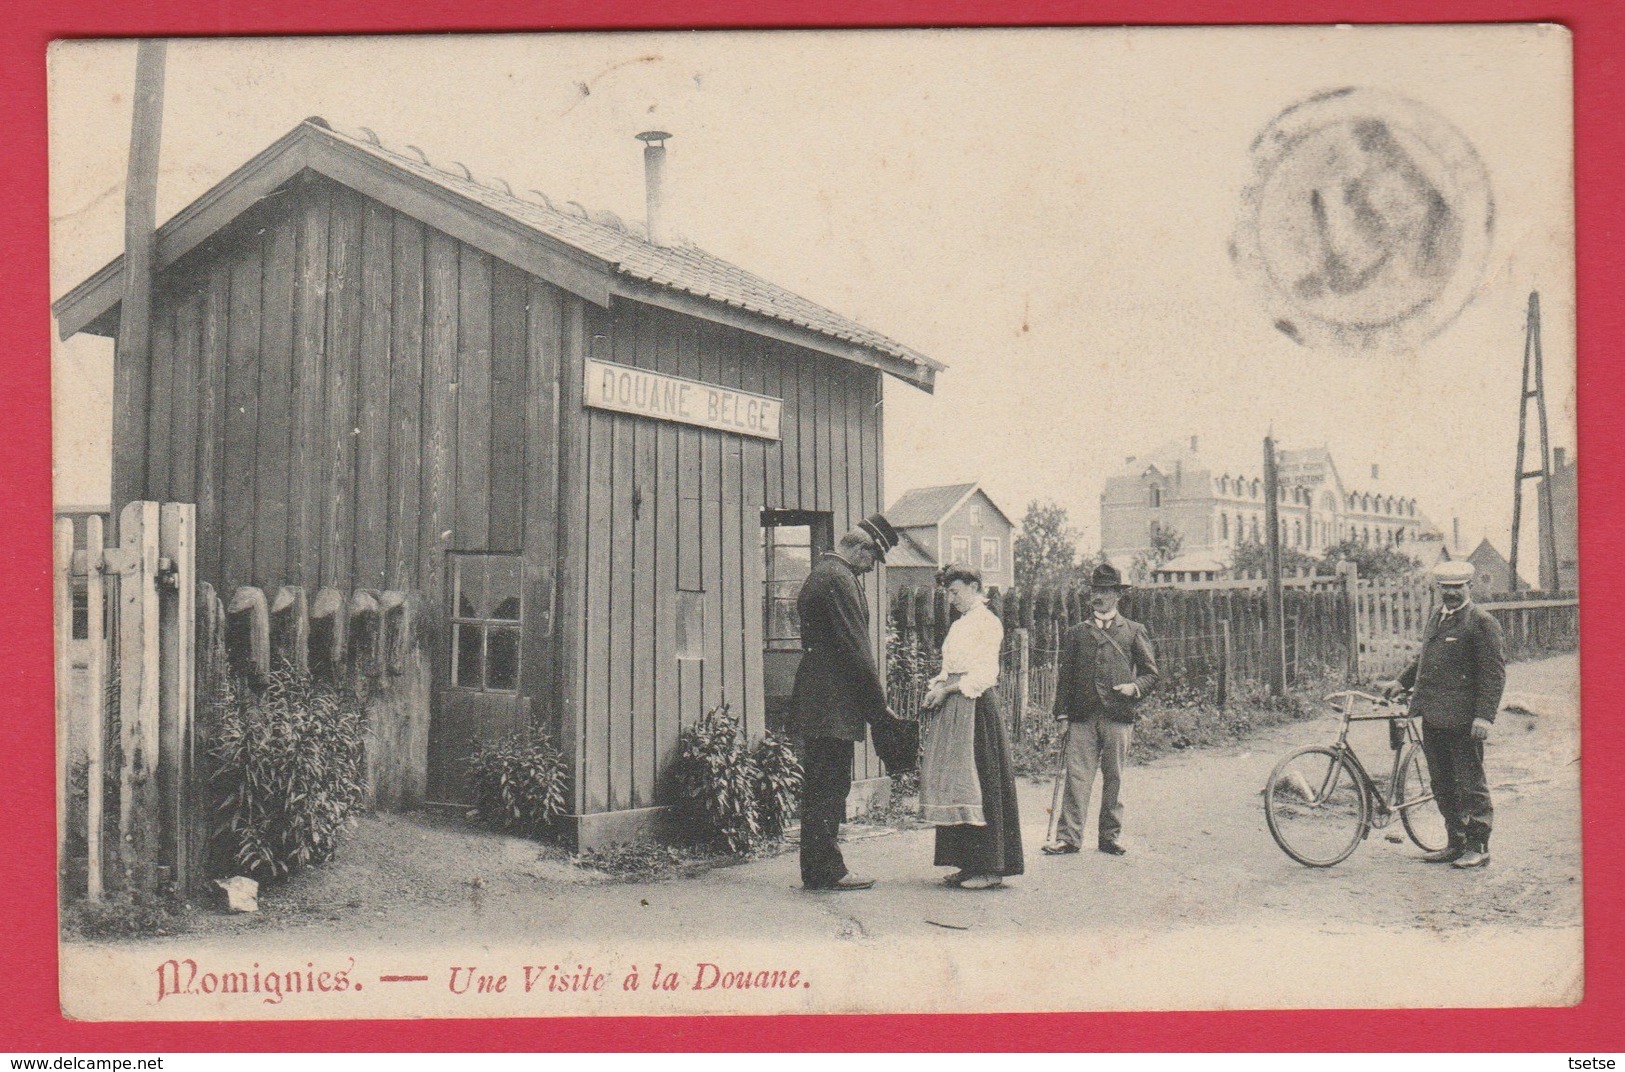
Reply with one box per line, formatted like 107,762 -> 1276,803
1264,746 -> 1368,867
1397,745 -> 1450,853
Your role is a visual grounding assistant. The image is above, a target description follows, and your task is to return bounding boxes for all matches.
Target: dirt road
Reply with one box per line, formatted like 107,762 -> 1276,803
61,655 -> 1582,1017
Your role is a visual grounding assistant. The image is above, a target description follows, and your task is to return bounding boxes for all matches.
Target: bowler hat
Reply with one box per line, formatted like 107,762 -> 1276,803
857,514 -> 900,560
1088,562 -> 1131,590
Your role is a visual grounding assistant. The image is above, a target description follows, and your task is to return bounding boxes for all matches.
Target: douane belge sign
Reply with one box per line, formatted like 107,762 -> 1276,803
583,358 -> 783,441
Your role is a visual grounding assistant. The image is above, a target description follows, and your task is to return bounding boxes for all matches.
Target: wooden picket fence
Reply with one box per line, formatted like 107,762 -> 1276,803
887,573 -> 1359,729
55,502 -> 432,902
1354,577 -> 1580,679
887,569 -> 1580,728
54,502 -> 196,902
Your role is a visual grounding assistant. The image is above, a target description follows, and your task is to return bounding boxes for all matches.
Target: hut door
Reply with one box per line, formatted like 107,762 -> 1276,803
760,511 -> 833,734
427,553 -> 530,803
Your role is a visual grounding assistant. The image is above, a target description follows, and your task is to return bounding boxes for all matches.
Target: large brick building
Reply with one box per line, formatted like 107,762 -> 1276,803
1100,438 -> 1442,570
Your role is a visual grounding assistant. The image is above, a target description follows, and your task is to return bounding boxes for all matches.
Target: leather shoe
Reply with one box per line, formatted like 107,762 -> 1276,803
1098,841 -> 1127,856
1451,849 -> 1490,869
1041,841 -> 1080,855
1420,845 -> 1464,864
829,873 -> 876,890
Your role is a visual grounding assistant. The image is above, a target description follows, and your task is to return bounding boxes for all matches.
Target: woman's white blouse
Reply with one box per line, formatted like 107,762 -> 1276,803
930,601 -> 1004,699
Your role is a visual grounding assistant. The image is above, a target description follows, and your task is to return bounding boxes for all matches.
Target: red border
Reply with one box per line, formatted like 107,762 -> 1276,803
4,0 -> 1620,1052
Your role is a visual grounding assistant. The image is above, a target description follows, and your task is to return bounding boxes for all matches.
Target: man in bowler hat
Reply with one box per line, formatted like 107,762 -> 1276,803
1043,562 -> 1160,856
790,514 -> 900,890
1389,560 -> 1507,868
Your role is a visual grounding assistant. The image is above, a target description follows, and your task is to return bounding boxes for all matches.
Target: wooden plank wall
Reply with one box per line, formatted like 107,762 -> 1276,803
123,171 -> 890,818
126,175 -> 561,738
577,300 -> 885,814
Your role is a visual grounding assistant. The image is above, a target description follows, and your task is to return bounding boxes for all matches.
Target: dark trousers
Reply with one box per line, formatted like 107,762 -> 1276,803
1421,721 -> 1493,850
799,736 -> 855,887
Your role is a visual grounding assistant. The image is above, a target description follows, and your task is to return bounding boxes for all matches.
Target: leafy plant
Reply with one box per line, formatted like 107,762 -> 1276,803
671,704 -> 762,853
209,663 -> 368,879
466,731 -> 570,838
886,623 -> 939,722
750,732 -> 803,838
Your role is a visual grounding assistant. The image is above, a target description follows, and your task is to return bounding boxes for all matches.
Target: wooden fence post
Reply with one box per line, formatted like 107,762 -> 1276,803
350,589 -> 383,679
193,582 -> 225,888
310,587 -> 349,681
1337,561 -> 1360,681
1014,627 -> 1030,741
227,587 -> 271,683
116,500 -> 162,895
271,586 -> 309,675
54,519 -> 74,882
157,503 -> 195,895
85,514 -> 107,901
1218,619 -> 1232,708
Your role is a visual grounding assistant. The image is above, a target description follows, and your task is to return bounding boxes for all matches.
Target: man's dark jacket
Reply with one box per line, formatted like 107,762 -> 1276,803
791,553 -> 888,742
1052,615 -> 1161,724
1398,602 -> 1507,728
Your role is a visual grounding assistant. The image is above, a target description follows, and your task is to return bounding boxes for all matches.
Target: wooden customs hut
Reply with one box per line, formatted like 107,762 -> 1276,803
53,118 -> 943,848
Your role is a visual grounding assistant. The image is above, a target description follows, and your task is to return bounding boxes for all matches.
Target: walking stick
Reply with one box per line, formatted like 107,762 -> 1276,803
1045,722 -> 1070,845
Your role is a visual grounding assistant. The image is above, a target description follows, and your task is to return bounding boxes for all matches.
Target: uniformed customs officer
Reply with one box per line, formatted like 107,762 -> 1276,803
790,513 -> 900,891
1388,560 -> 1507,868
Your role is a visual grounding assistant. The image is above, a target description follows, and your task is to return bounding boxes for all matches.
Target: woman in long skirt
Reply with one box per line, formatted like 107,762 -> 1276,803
919,563 -> 1024,890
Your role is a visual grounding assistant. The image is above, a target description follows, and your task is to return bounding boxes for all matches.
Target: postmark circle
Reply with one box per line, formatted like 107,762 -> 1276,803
1231,87 -> 1494,350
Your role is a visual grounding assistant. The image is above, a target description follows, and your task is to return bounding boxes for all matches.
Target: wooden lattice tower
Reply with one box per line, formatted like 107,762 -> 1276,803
1508,290 -> 1560,594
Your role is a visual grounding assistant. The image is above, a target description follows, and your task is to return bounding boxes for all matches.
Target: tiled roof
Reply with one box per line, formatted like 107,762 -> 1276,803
886,483 -> 979,528
886,532 -> 939,570
316,121 -> 942,375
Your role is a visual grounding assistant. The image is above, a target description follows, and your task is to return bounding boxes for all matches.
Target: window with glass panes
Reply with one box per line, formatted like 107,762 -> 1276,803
450,554 -> 523,692
764,525 -> 812,652
762,511 -> 832,652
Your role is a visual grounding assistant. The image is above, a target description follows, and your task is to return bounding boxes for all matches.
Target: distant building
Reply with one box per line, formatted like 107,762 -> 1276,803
884,482 -> 1014,593
1466,538 -> 1525,595
1100,437 -> 1441,570
1149,554 -> 1226,583
1538,447 -> 1578,592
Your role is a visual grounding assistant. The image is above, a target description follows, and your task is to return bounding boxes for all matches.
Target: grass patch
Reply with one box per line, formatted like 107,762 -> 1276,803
61,891 -> 191,941
1009,674 -> 1335,778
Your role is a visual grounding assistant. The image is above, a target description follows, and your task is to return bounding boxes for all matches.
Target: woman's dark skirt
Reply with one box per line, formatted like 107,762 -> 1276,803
933,687 -> 1025,877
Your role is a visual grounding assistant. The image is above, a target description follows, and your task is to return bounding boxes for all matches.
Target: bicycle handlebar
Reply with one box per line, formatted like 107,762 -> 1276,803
1325,689 -> 1413,719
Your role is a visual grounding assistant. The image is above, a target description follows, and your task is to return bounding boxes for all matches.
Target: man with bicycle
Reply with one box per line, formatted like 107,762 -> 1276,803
1387,560 -> 1507,868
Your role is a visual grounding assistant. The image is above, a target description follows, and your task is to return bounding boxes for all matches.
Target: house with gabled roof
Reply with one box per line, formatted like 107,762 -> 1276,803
52,117 -> 943,847
884,482 -> 1014,593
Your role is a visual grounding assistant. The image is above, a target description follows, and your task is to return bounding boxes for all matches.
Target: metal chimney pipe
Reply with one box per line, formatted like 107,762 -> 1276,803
636,130 -> 672,246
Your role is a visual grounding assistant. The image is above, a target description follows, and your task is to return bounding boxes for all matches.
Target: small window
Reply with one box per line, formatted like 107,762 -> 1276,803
969,504 -> 983,527
1220,514 -> 1229,541
763,523 -> 813,653
762,511 -> 833,653
951,535 -> 970,564
980,537 -> 1001,573
450,554 -> 523,692
1149,485 -> 1162,508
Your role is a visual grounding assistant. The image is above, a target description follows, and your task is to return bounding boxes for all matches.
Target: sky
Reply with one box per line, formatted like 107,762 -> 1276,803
48,27 -> 1575,563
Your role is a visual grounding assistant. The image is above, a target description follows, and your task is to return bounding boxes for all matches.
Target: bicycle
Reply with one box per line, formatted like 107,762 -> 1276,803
1263,689 -> 1449,867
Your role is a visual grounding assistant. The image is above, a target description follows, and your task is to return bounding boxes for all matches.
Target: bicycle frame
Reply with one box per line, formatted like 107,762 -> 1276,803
1322,690 -> 1435,829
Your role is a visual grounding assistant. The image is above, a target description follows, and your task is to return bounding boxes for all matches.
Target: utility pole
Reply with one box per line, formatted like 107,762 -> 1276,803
110,39 -> 168,513
1262,434 -> 1287,697
1508,290 -> 1559,593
